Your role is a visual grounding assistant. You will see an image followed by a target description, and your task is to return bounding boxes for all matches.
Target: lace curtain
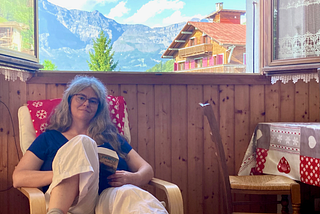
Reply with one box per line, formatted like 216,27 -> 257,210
271,71 -> 319,84
0,66 -> 31,82
275,0 -> 320,60
271,0 -> 320,84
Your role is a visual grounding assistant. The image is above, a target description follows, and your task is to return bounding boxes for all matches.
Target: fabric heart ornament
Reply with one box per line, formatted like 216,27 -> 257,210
277,157 -> 291,174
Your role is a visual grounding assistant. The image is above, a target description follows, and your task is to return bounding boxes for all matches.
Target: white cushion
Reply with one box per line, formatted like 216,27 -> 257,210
123,105 -> 131,144
18,105 -> 36,154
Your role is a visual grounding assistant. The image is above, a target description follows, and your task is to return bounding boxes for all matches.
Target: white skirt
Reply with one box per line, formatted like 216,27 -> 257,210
45,134 -> 168,214
45,135 -> 99,214
95,184 -> 168,214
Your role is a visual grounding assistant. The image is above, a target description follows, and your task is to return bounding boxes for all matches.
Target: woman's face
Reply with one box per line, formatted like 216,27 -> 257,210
70,87 -> 99,124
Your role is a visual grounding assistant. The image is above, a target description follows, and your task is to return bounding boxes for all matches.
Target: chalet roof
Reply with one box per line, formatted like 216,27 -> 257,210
162,21 -> 246,58
206,9 -> 246,19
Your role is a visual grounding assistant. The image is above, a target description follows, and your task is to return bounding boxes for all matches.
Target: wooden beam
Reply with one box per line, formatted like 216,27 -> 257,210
181,31 -> 192,34
169,48 -> 179,51
175,40 -> 185,43
162,56 -> 174,58
27,71 -> 272,85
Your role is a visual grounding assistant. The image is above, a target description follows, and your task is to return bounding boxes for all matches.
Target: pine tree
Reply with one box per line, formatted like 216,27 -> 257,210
87,31 -> 118,71
41,59 -> 58,70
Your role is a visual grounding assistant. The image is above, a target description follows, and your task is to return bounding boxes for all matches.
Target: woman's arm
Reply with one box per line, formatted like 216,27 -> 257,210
107,149 -> 154,187
12,151 -> 53,188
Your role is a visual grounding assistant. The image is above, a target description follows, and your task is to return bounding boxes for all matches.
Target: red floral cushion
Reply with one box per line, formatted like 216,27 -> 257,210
27,95 -> 126,137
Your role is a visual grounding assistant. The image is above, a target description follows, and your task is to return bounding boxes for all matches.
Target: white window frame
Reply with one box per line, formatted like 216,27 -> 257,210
246,0 -> 260,73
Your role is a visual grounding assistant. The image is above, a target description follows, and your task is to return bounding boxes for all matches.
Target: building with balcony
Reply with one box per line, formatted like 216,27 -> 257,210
0,21 -> 24,51
162,2 -> 246,73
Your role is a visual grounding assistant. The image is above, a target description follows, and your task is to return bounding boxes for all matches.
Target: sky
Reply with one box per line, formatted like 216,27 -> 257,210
47,0 -> 246,27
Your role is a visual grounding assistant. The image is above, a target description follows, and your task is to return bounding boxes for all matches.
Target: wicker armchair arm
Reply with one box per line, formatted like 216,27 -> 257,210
18,187 -> 46,214
148,178 -> 184,214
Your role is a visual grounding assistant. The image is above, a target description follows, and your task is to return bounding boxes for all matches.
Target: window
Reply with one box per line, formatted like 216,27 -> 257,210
1,0 -> 250,74
203,35 -> 210,44
217,54 -> 224,65
261,0 -> 320,75
195,58 -> 202,68
179,62 -> 185,70
189,38 -> 195,46
0,0 -> 41,71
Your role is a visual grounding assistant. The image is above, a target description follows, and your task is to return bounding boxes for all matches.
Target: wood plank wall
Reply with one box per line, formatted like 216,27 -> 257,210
0,71 -> 320,214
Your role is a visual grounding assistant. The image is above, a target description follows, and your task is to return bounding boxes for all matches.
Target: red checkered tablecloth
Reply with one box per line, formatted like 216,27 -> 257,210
238,122 -> 320,186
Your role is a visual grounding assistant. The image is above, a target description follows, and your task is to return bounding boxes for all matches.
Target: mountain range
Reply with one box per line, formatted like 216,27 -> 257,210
38,0 -> 205,71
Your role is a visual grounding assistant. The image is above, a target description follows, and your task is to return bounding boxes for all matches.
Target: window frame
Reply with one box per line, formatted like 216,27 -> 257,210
0,0 -> 41,71
261,0 -> 320,74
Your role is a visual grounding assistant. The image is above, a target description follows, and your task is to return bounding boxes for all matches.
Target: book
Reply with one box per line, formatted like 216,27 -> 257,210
97,147 -> 119,174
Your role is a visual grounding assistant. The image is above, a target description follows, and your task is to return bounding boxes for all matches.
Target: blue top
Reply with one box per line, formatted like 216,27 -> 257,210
28,129 -> 132,194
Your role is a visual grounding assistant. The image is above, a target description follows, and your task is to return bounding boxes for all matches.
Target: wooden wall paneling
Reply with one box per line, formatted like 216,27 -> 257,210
57,84 -> 66,98
8,79 -> 29,214
279,81 -> 295,122
154,85 -> 172,202
1,72 -> 319,214
219,85 -> 235,175
308,79 -> 319,122
46,84 -> 59,99
187,85 -> 203,214
265,82 -> 280,122
120,85 -> 138,150
106,84 -> 120,96
171,85 -> 188,211
137,85 -> 155,168
219,84 -> 235,214
27,84 -> 47,101
294,80 -> 309,122
233,85 -> 251,212
234,85 -> 250,172
249,85 -> 265,132
27,72 -> 271,85
203,85 -> 221,213
137,85 -> 156,195
0,76 -> 10,214
261,83 -> 279,212
45,83 -> 65,99
249,84 -> 265,212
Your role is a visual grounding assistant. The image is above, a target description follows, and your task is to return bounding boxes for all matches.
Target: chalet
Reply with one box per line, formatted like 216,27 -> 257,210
0,21 -> 25,51
162,2 -> 246,73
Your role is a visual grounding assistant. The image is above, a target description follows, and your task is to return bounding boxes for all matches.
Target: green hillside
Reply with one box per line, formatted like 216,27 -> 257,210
146,59 -> 174,72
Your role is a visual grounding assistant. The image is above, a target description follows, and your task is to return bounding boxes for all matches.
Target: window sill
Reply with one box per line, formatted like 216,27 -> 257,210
263,63 -> 320,75
0,55 -> 43,72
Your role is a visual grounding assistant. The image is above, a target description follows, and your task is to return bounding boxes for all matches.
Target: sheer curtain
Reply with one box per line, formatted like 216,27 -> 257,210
0,66 -> 31,82
276,0 -> 320,60
271,0 -> 320,84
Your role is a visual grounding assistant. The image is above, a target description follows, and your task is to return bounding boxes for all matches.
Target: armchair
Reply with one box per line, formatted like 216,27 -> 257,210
17,96 -> 183,214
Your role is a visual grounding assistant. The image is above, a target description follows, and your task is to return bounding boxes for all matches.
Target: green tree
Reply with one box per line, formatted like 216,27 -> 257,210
87,31 -> 118,71
146,59 -> 174,72
41,59 -> 58,70
0,0 -> 34,51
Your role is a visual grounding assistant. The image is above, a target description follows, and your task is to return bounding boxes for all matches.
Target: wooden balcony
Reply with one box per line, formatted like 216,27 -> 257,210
178,43 -> 213,58
178,64 -> 246,73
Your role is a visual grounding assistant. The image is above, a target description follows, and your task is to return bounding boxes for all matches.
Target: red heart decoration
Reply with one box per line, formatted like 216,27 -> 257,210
277,157 -> 291,174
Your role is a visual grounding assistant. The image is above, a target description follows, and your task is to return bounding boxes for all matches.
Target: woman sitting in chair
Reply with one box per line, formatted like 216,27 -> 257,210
13,76 -> 168,214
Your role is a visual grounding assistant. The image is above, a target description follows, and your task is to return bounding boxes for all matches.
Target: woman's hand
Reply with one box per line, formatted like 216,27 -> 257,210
107,170 -> 134,187
106,149 -> 154,187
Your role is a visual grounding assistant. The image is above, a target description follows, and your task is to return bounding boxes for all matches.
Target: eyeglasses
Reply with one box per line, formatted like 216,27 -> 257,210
73,94 -> 100,106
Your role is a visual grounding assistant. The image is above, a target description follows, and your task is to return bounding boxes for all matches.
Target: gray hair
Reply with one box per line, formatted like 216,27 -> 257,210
46,75 -> 126,157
